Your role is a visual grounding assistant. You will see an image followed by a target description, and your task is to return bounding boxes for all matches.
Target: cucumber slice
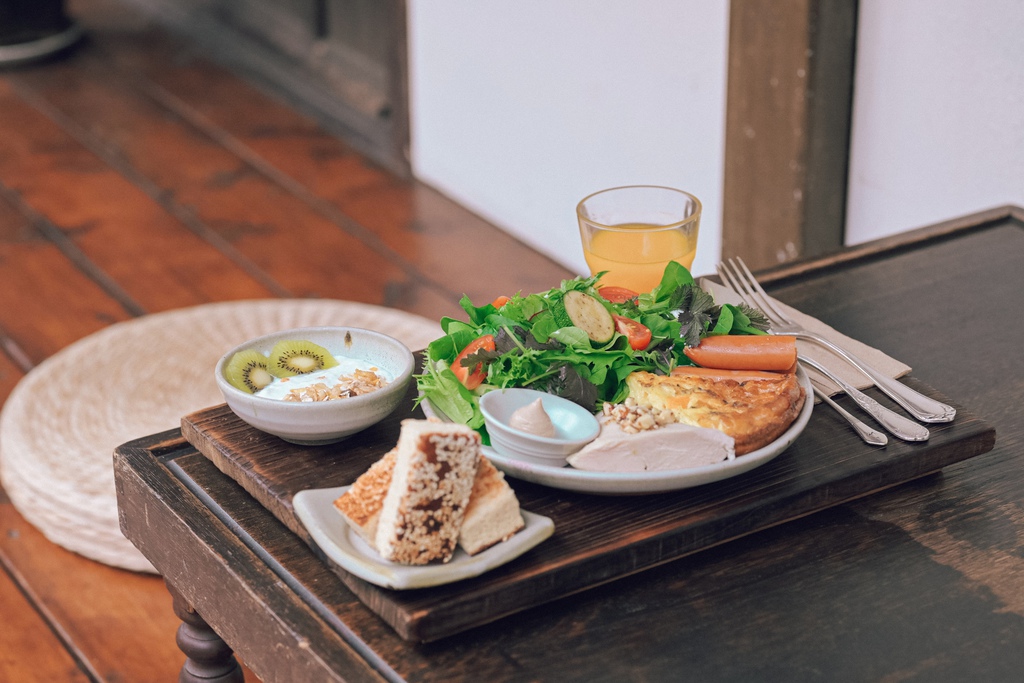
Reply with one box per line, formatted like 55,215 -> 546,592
558,290 -> 615,343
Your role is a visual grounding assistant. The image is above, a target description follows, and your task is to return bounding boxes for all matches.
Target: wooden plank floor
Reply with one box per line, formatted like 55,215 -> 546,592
0,1 -> 573,681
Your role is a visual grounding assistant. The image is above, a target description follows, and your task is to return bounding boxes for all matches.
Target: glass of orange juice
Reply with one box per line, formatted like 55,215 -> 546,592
577,185 -> 701,293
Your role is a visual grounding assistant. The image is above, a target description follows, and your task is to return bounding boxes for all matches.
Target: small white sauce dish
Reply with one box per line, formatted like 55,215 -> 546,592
215,326 -> 414,445
479,388 -> 600,467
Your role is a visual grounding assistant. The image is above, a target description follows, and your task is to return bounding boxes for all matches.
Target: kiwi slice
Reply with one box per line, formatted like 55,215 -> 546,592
268,339 -> 338,377
224,349 -> 275,394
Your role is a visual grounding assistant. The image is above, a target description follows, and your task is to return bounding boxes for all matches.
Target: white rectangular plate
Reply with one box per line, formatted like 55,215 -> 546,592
293,486 -> 554,590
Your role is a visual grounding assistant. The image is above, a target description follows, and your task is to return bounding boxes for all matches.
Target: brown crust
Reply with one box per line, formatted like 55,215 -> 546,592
336,449 -> 524,561
626,371 -> 806,455
332,448 -> 395,544
459,457 -> 524,555
465,456 -> 509,507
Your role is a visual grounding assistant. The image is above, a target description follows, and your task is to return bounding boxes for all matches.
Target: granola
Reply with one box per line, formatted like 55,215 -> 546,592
280,368 -> 388,402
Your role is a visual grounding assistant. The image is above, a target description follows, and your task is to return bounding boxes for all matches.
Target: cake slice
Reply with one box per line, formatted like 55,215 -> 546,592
333,429 -> 525,560
333,448 -> 396,546
458,457 -> 525,555
374,420 -> 481,565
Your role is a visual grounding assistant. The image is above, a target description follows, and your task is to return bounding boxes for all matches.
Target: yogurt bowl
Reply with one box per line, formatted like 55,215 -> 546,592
215,326 -> 414,445
480,388 -> 600,467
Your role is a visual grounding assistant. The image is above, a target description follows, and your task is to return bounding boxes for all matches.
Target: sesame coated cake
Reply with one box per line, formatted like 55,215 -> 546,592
374,420 -> 481,565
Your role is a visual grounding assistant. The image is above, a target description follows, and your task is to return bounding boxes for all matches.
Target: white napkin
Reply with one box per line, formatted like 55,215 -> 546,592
699,279 -> 911,398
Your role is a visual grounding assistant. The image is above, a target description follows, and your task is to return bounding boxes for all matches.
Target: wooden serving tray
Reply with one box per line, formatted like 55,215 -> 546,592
181,378 -> 995,642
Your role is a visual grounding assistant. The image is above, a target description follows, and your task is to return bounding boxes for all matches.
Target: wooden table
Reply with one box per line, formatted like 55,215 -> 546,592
115,207 -> 1024,682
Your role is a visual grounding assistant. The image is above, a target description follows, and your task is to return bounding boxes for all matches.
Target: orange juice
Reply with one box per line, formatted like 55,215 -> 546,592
582,223 -> 697,292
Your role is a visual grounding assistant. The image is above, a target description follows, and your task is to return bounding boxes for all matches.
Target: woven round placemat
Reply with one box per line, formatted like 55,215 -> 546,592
0,299 -> 441,574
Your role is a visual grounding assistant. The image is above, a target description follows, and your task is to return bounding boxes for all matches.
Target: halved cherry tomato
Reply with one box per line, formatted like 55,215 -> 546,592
451,334 -> 496,390
491,295 -> 511,308
598,286 -> 640,303
613,315 -> 652,351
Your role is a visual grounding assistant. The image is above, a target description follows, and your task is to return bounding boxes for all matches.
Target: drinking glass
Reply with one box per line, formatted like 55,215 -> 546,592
577,185 -> 701,293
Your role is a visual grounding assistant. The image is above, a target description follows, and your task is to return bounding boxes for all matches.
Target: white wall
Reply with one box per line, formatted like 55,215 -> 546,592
845,0 -> 1024,244
407,1 -> 731,279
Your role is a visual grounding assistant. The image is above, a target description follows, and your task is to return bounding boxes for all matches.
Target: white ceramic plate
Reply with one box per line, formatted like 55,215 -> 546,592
422,367 -> 814,495
293,486 -> 554,590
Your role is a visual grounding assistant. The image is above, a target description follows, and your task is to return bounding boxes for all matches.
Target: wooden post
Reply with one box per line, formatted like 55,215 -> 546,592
167,582 -> 245,683
722,0 -> 858,269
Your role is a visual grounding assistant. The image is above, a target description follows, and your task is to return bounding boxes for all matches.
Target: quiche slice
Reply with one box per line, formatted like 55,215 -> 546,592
625,369 -> 806,455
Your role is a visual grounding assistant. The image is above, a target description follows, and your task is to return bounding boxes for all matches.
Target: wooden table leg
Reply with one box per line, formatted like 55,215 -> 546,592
167,581 -> 245,683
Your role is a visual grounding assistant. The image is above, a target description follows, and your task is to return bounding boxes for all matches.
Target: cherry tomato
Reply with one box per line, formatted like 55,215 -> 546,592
451,334 -> 496,390
598,286 -> 640,303
613,315 -> 652,351
491,295 -> 511,308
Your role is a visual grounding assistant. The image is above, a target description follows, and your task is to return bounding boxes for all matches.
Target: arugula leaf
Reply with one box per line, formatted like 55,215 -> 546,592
458,294 -> 494,326
642,313 -> 680,341
549,326 -> 592,349
637,261 -> 696,312
653,261 -> 695,298
562,273 -> 604,293
425,334 -> 456,362
440,318 -> 476,336
499,293 -> 546,323
529,310 -> 559,344
710,302 -> 734,336
613,297 -> 642,318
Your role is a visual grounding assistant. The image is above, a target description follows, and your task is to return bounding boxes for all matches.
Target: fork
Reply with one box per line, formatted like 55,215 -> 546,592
718,257 -> 956,424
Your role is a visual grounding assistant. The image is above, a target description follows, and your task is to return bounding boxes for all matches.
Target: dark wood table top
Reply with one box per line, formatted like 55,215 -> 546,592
115,206 -> 1024,682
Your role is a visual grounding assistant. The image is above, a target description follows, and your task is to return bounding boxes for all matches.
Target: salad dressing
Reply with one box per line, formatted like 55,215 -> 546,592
509,398 -> 557,437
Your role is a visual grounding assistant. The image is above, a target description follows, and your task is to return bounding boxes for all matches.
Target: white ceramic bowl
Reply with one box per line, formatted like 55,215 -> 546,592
480,388 -> 600,467
215,326 -> 415,445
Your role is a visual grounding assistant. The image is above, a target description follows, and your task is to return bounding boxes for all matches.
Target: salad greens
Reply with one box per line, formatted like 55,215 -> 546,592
415,262 -> 768,437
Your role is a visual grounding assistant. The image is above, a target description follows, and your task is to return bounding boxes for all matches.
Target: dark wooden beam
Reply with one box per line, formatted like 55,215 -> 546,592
121,0 -> 411,176
722,0 -> 858,269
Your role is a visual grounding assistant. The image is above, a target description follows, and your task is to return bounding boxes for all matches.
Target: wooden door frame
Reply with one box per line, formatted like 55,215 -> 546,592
722,0 -> 859,270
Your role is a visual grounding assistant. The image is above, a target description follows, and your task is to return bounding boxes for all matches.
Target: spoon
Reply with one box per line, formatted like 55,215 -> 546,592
812,385 -> 887,446
799,355 -> 929,442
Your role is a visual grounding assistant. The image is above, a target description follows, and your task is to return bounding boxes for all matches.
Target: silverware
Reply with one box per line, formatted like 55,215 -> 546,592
812,385 -> 888,447
717,257 -> 956,424
800,355 -> 929,442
